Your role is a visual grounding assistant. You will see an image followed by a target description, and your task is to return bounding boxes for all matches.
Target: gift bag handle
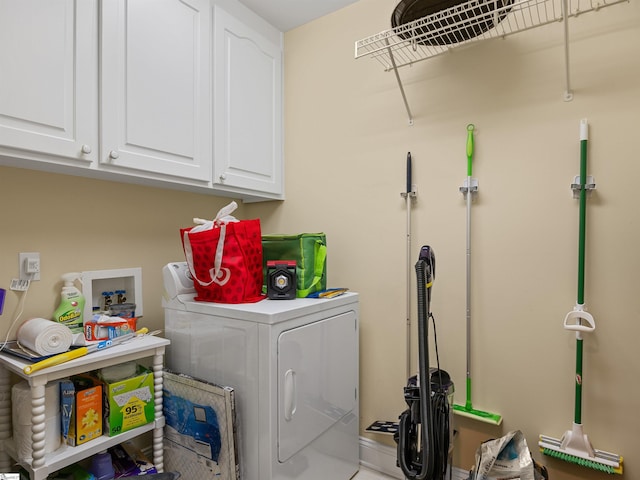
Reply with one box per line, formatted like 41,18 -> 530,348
183,201 -> 238,287
183,224 -> 231,287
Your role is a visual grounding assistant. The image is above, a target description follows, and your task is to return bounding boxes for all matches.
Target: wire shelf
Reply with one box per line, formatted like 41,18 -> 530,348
355,0 -> 627,71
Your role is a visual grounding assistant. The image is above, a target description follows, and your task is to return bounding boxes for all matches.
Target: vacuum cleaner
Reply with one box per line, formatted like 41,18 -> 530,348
395,246 -> 454,480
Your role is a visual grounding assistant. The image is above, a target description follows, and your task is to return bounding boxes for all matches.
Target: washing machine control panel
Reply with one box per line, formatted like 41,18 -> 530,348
163,262 -> 196,298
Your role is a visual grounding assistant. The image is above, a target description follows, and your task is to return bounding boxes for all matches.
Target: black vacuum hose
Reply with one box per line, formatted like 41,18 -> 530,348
397,257 -> 435,480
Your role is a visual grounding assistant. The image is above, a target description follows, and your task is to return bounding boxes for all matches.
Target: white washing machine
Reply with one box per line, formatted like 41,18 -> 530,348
162,262 -> 360,480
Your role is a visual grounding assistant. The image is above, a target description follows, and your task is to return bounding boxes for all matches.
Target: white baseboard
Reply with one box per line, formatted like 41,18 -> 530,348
359,436 -> 469,480
359,436 -> 404,479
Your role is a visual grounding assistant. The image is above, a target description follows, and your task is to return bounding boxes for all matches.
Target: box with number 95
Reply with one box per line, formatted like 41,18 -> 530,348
98,363 -> 155,436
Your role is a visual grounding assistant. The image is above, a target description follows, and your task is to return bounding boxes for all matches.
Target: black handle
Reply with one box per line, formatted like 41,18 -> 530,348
406,152 -> 412,194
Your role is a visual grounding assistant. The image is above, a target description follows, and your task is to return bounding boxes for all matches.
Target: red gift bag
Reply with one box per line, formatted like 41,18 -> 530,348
181,202 -> 265,303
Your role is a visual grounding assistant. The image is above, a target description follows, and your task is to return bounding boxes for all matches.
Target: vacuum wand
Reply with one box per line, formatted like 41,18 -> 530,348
403,152 -> 416,379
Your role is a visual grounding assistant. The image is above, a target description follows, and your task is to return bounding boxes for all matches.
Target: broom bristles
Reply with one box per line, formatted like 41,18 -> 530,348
541,446 -> 623,475
539,433 -> 623,475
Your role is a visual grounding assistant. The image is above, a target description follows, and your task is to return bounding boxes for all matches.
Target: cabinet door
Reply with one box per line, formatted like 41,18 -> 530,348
277,311 -> 358,462
0,0 -> 98,164
100,0 -> 211,182
213,6 -> 283,195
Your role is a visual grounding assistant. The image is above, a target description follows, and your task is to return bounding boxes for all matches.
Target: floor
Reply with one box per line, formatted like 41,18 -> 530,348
353,466 -> 398,479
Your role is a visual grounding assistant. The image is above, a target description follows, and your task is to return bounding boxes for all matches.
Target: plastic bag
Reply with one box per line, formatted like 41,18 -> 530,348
468,430 -> 548,480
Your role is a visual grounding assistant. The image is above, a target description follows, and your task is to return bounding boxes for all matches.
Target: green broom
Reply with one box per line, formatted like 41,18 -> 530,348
538,119 -> 623,474
453,124 -> 502,426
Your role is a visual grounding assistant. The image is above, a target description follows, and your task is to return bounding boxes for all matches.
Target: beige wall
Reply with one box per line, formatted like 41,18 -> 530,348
250,0 -> 640,478
1,0 -> 638,478
0,167 -> 241,337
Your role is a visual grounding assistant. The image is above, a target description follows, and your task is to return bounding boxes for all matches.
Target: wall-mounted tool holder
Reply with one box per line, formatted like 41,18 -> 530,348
571,175 -> 595,199
460,178 -> 479,199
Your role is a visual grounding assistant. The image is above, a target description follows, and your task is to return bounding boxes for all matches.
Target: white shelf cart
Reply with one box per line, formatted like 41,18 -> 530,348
0,335 -> 170,480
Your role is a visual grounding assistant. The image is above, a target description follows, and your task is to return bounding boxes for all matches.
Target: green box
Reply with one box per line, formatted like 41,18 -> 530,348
99,364 -> 154,436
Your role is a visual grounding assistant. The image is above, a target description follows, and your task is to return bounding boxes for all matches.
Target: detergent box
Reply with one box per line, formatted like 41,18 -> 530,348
98,364 -> 154,436
59,379 -> 75,444
68,375 -> 103,446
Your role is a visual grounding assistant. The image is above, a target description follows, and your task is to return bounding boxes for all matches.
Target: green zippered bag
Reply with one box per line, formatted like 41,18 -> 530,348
262,233 -> 327,298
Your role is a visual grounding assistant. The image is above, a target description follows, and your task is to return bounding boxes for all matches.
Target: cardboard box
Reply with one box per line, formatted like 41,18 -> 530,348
83,316 -> 136,341
68,375 -> 102,446
59,379 -> 74,444
99,364 -> 154,436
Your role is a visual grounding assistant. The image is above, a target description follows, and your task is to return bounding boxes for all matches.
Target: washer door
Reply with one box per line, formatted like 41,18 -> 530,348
277,311 -> 358,462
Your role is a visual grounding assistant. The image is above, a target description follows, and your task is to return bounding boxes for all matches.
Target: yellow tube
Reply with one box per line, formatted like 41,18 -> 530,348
23,347 -> 89,375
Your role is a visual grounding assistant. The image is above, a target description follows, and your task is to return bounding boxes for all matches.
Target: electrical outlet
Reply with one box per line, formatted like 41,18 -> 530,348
10,278 -> 30,291
19,252 -> 40,281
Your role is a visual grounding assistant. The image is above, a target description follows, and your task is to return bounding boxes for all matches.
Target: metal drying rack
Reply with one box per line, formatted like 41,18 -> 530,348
355,0 -> 628,124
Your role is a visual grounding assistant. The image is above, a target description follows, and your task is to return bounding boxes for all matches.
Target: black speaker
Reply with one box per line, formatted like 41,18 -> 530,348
267,260 -> 297,300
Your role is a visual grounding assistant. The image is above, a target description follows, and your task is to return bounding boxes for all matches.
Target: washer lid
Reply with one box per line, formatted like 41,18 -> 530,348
168,292 -> 359,325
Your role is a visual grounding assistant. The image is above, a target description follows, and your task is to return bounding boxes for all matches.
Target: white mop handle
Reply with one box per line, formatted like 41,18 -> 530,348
580,118 -> 588,141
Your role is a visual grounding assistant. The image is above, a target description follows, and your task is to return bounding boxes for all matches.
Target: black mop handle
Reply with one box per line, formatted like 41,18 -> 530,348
406,152 -> 412,194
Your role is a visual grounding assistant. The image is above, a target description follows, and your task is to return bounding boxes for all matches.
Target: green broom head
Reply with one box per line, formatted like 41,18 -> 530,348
539,424 -> 623,475
453,403 -> 502,426
453,378 -> 502,425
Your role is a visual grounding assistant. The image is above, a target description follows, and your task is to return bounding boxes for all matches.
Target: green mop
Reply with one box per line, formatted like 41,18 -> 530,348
538,119 -> 623,474
452,124 -> 502,426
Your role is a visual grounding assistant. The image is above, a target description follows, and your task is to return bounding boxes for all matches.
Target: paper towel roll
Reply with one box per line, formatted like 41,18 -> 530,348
13,413 -> 61,461
17,317 -> 73,355
12,381 -> 61,461
12,381 -> 60,424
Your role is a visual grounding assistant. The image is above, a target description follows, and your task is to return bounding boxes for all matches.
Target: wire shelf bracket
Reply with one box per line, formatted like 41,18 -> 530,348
355,0 -> 629,123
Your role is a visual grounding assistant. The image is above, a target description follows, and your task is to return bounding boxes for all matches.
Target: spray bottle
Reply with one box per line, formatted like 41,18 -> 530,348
53,273 -> 85,334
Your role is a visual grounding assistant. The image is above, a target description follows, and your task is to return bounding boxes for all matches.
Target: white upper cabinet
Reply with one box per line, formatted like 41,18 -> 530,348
0,0 -> 98,165
0,0 -> 283,201
213,5 -> 283,196
100,0 -> 212,182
